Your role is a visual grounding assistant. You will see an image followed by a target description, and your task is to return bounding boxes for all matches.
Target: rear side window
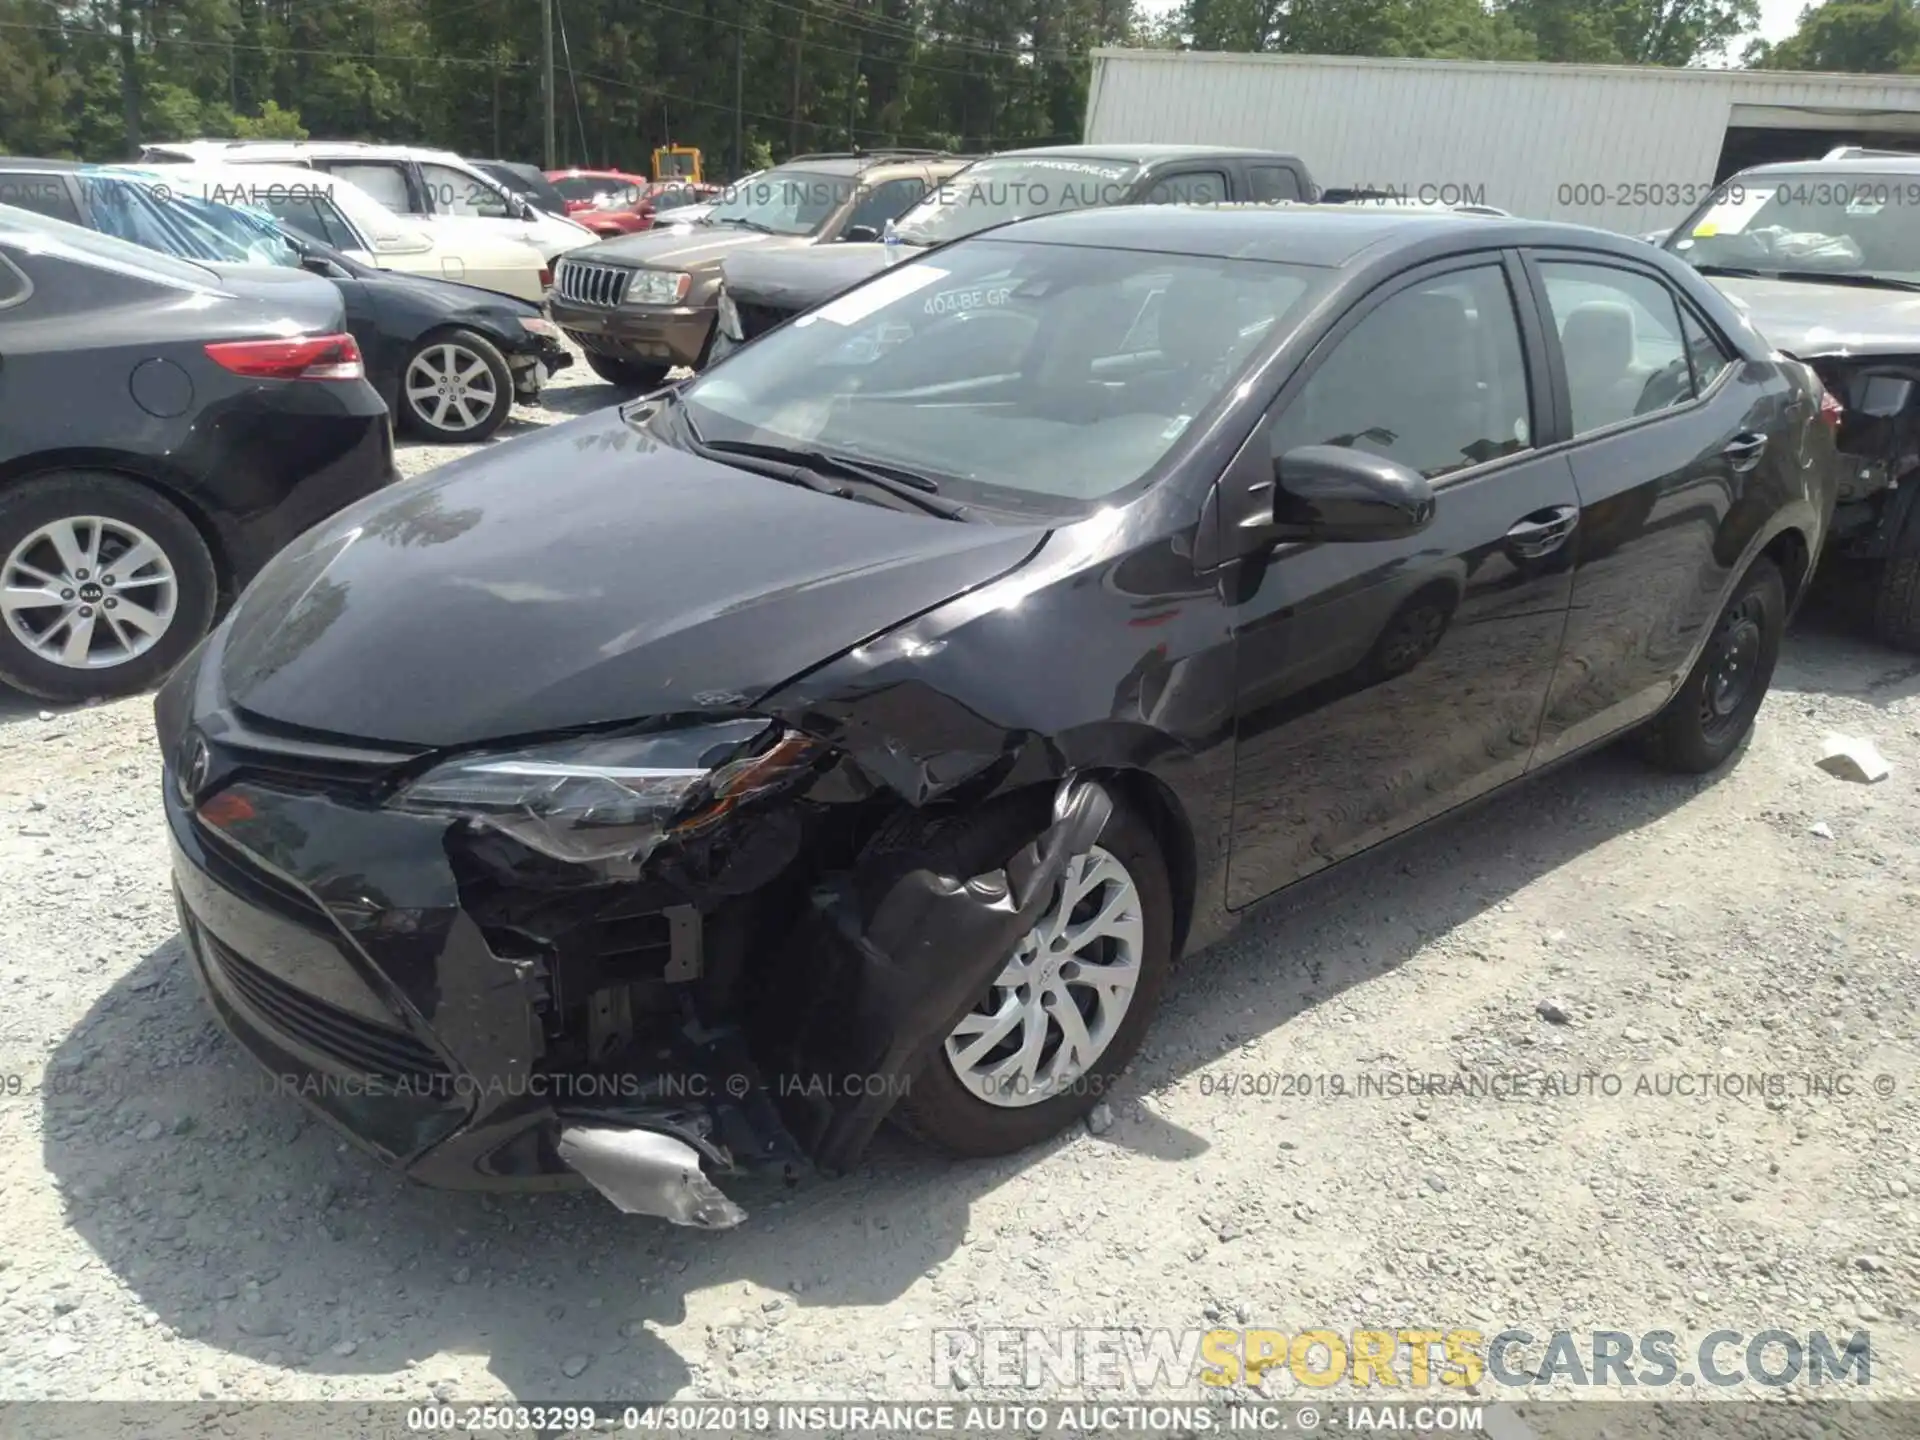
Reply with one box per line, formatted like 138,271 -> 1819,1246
1271,263 -> 1533,481
1248,166 -> 1302,203
0,173 -> 81,224
1537,261 -> 1696,436
1142,170 -> 1228,206
1681,306 -> 1733,393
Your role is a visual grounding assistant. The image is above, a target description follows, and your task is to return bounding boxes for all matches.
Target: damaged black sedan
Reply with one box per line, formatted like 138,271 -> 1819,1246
157,207 -> 1838,1227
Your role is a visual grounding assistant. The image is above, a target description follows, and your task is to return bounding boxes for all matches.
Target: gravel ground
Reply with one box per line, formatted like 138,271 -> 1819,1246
2,345 -> 1918,1409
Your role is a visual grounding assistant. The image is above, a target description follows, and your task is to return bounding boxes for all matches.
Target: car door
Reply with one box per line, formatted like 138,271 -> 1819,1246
1518,249 -> 1786,765
1226,253 -> 1581,908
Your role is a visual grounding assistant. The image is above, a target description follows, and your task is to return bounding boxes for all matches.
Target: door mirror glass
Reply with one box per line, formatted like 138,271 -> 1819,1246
842,224 -> 881,243
1275,445 -> 1435,542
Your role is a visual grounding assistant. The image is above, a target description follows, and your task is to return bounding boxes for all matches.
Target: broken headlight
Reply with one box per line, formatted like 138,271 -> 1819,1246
391,718 -> 825,865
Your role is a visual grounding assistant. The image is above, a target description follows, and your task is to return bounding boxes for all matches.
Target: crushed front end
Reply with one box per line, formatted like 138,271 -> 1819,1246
156,627 -> 1101,1228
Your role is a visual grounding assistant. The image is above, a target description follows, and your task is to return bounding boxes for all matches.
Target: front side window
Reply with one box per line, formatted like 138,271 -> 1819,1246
1537,261 -> 1696,436
840,177 -> 927,237
1271,264 -> 1531,481
1142,170 -> 1228,206
327,162 -> 415,214
420,163 -> 510,219
1668,169 -> 1920,286
0,173 -> 80,224
889,157 -> 1141,246
681,240 -> 1320,511
704,169 -> 857,237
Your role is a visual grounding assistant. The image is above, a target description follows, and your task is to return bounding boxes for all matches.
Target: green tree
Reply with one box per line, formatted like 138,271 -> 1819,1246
1749,0 -> 1920,70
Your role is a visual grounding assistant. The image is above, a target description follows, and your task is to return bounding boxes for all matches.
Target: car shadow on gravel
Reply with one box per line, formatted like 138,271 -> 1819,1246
40,707 -> 1744,1400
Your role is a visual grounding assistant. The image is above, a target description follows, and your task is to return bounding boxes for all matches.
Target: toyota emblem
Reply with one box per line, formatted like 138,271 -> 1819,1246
179,734 -> 212,803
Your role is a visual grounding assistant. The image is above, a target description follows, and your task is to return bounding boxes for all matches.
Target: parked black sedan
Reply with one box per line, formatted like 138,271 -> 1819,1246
283,232 -> 572,442
0,204 -> 394,703
157,207 -> 1838,1227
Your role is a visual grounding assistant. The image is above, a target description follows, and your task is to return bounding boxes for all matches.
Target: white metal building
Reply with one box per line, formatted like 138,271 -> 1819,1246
1084,49 -> 1920,232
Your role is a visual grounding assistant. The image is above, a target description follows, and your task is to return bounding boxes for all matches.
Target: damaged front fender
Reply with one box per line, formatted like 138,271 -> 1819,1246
770,774 -> 1113,1173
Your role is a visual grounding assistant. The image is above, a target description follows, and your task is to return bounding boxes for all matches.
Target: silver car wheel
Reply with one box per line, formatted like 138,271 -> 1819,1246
943,844 -> 1145,1109
405,342 -> 501,432
1,515 -> 177,669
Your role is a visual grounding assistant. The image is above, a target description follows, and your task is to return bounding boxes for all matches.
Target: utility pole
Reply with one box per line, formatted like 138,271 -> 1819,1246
118,0 -> 141,156
540,0 -> 556,169
733,25 -> 743,179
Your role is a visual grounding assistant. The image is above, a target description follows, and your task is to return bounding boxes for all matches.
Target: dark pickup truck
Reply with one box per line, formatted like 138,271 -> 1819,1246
712,144 -> 1317,359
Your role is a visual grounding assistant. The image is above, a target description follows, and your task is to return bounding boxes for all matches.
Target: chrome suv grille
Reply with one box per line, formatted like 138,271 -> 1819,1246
555,258 -> 632,308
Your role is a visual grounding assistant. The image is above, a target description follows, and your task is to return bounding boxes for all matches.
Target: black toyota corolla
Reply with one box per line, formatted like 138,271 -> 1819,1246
157,207 -> 1839,1227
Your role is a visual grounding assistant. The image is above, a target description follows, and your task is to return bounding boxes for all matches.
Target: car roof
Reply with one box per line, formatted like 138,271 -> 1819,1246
0,156 -> 85,173
989,143 -> 1306,166
1734,154 -> 1920,177
988,203 -> 1643,268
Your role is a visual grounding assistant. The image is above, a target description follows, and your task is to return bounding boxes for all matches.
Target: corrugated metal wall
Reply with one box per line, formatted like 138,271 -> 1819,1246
1085,51 -> 1920,233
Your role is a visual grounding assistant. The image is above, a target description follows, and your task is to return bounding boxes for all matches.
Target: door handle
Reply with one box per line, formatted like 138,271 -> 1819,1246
1723,432 -> 1768,473
1505,504 -> 1580,558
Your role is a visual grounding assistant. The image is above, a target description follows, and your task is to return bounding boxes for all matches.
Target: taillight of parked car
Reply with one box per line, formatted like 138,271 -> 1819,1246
204,333 -> 365,382
1818,387 -> 1845,429
539,266 -> 554,290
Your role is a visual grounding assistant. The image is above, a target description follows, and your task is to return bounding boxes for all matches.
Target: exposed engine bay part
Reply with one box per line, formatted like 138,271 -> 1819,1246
774,774 -> 1115,1174
557,1125 -> 748,1229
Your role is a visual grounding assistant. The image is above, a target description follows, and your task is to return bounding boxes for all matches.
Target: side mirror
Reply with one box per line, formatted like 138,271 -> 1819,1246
1853,374 -> 1913,418
1273,445 -> 1435,543
300,254 -> 346,279
842,224 -> 881,243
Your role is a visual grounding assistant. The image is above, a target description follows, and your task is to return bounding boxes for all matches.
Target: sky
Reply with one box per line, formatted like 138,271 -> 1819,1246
1756,0 -> 1808,46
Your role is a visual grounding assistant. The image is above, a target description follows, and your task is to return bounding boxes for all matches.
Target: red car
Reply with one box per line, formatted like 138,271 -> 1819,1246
544,170 -> 720,236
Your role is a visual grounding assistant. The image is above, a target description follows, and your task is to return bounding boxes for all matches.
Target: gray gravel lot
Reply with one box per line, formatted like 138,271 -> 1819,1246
2,345 -> 1918,1408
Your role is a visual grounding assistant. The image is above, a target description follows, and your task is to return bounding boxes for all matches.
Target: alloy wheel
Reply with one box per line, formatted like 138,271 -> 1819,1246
405,342 -> 501,433
943,845 -> 1145,1109
1,515 -> 177,669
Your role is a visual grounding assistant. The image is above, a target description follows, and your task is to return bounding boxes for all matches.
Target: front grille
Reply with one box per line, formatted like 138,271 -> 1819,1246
555,258 -> 632,308
200,926 -> 451,1086
206,706 -> 423,800
735,301 -> 797,340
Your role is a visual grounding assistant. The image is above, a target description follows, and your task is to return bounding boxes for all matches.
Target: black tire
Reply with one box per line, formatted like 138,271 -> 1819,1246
886,788 -> 1174,1158
584,352 -> 671,389
0,471 -> 216,703
1638,556 -> 1785,774
1871,503 -> 1920,653
397,328 -> 514,443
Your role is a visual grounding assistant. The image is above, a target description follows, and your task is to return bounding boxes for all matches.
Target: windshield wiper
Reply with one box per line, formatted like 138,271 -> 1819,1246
1691,263 -> 1765,277
697,439 -> 969,519
1771,270 -> 1920,294
715,216 -> 775,233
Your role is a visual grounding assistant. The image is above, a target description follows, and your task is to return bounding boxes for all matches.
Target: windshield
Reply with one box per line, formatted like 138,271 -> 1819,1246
1668,170 -> 1920,284
78,170 -> 299,267
681,238 -> 1321,510
703,169 -> 857,236
891,157 -> 1142,246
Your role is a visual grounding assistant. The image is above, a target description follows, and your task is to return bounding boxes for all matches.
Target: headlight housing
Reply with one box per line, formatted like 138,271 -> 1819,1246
716,288 -> 742,340
392,718 -> 824,865
627,268 -> 692,306
518,316 -> 561,339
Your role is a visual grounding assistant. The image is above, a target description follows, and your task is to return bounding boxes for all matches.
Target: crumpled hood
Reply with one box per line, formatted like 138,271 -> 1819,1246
1710,275 -> 1920,359
722,243 -> 920,310
217,406 -> 1046,748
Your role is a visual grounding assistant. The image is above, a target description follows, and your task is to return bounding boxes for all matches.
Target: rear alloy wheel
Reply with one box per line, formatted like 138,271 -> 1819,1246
399,329 -> 514,443
891,793 -> 1173,1157
1638,556 -> 1785,774
584,352 -> 671,390
0,471 -> 216,703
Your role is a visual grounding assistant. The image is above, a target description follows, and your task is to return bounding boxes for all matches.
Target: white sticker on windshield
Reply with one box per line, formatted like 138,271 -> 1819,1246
799,264 -> 950,328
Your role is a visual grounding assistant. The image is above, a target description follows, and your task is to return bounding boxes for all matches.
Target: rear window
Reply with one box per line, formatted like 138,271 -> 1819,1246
890,156 -> 1142,246
0,203 -> 220,287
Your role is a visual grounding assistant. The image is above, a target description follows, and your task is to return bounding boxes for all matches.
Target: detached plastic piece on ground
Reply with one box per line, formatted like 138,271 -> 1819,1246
558,1125 -> 748,1228
1816,733 -> 1890,784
